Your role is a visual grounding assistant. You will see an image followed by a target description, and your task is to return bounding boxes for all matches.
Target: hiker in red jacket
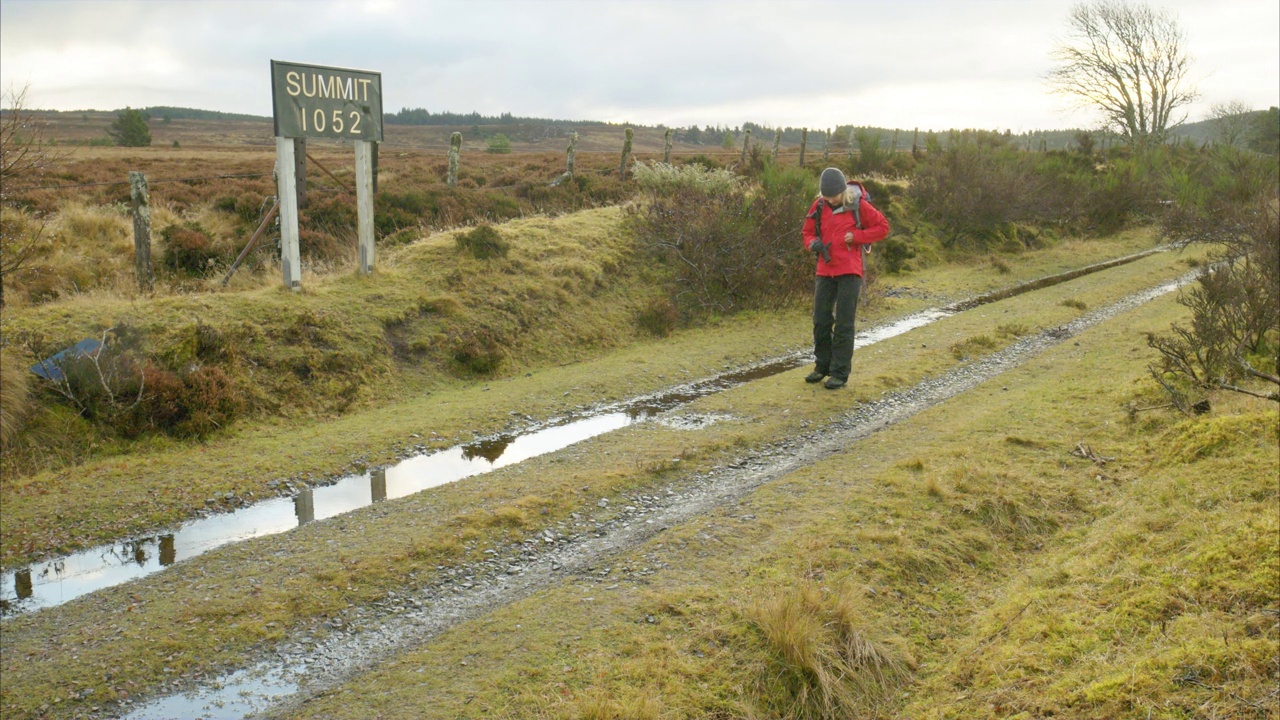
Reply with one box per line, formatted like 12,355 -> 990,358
801,167 -> 891,389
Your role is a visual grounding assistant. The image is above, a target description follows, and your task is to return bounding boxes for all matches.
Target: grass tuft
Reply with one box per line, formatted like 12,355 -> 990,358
949,334 -> 998,361
747,582 -> 913,719
0,343 -> 32,447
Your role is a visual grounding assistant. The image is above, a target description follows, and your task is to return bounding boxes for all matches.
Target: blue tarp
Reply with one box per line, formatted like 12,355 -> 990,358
29,338 -> 103,382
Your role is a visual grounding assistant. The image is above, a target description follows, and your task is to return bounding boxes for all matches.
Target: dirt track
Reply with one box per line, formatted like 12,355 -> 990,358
116,270 -> 1193,720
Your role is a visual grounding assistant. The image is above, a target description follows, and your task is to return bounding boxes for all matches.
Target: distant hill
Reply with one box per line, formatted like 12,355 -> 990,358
1172,108 -> 1275,146
139,106 -> 269,122
38,103 -> 1275,154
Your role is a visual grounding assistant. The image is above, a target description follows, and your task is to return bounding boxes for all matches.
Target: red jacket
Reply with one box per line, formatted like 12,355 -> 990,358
801,194 -> 890,277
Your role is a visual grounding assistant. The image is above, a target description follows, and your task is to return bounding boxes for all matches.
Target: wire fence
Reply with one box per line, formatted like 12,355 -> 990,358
4,172 -> 272,193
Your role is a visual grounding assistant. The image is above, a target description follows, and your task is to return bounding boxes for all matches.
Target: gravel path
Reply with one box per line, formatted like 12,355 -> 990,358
119,272 -> 1191,720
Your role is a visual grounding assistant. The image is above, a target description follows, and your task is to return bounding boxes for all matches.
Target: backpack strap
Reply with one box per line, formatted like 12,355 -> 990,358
807,198 -> 823,239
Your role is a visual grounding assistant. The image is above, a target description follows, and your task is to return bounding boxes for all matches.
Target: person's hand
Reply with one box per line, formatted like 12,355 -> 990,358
844,231 -> 854,247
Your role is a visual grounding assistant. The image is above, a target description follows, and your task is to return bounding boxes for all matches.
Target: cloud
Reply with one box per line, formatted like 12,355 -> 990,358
2,0 -> 1276,129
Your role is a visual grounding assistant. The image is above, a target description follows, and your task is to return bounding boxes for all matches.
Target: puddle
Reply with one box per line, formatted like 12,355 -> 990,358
0,247 -> 1164,618
119,662 -> 304,720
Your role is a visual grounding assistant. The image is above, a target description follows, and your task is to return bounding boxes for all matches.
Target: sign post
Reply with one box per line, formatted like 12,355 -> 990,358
270,60 -> 383,287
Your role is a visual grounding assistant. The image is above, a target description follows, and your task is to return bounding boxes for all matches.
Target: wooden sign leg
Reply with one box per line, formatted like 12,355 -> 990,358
276,136 -> 302,291
355,140 -> 375,275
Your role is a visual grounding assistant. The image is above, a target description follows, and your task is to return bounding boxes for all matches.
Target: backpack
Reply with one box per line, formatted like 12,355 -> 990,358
807,181 -> 872,261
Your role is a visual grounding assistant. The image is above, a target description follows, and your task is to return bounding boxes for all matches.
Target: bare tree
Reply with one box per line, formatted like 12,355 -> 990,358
1207,100 -> 1254,148
1,85 -> 64,305
1048,1 -> 1197,149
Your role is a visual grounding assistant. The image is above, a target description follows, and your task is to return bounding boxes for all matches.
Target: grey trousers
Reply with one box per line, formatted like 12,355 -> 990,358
812,274 -> 862,381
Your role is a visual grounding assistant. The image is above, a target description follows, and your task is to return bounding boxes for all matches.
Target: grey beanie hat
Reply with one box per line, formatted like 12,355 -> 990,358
819,167 -> 846,198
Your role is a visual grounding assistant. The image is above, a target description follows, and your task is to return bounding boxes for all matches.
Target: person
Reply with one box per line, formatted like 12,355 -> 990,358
801,167 -> 891,389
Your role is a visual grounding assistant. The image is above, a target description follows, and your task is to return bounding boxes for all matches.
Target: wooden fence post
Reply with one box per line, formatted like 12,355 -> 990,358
739,128 -> 752,167
892,128 -> 900,157
448,132 -> 462,187
912,127 -> 921,159
799,128 -> 808,167
293,137 -> 307,209
620,127 -> 633,179
566,132 -> 578,178
847,128 -> 856,164
823,129 -> 831,164
129,171 -> 153,292
275,137 -> 302,291
663,128 -> 672,164
355,140 -> 375,275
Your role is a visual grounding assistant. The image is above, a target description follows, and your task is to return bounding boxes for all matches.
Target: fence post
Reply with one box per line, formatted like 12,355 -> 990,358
293,137 -> 307,209
772,129 -> 781,162
355,140 -> 375,275
566,132 -> 578,178
739,128 -> 752,167
892,128 -> 900,157
663,128 -> 672,164
913,127 -> 921,159
129,171 -> 153,292
799,128 -> 808,167
847,128 -> 856,164
448,132 -> 462,187
371,141 -> 379,197
823,129 -> 831,164
620,127 -> 633,179
275,137 -> 302,291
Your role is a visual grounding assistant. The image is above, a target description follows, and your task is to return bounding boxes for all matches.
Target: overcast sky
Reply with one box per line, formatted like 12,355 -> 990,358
2,0 -> 1277,132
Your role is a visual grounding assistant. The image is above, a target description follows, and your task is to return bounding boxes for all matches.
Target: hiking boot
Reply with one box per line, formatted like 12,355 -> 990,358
823,377 -> 846,390
805,370 -> 827,383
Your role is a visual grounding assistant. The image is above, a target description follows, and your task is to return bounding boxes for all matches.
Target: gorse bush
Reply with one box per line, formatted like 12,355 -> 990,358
626,163 -> 814,317
1149,151 -> 1280,410
631,161 -> 741,197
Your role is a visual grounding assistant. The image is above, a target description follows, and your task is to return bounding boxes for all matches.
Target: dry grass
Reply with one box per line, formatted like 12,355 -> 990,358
747,582 -> 913,719
0,341 -> 31,446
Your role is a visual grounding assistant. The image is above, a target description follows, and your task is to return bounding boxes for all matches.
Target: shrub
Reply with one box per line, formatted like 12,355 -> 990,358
627,163 -> 814,318
485,133 -> 512,154
631,161 -> 741,197
1150,150 -> 1279,410
876,238 -> 916,274
635,297 -> 679,337
449,326 -> 506,374
456,224 -> 509,260
161,222 -> 219,275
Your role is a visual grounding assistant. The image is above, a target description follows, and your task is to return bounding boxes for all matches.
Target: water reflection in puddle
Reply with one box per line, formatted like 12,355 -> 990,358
120,662 -> 304,720
1,248 -> 1163,618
